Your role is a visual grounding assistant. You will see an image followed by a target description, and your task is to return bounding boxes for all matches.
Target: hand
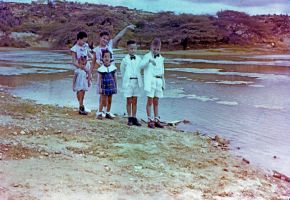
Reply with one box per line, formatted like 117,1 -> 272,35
127,24 -> 136,30
149,59 -> 156,66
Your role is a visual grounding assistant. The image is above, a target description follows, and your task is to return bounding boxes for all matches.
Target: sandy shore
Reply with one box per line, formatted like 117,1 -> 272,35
0,90 -> 289,200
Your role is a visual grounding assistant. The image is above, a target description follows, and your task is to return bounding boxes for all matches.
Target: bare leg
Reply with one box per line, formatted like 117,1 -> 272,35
132,97 -> 137,117
99,95 -> 105,112
107,95 -> 113,112
146,97 -> 153,118
126,97 -> 133,117
153,97 -> 159,118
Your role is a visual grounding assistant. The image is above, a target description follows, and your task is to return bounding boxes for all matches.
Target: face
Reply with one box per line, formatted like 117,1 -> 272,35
127,43 -> 137,55
77,37 -> 87,46
102,52 -> 111,66
151,44 -> 161,56
100,35 -> 110,47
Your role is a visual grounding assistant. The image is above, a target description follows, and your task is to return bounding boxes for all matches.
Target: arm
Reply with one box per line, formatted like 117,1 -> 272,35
120,59 -> 126,77
112,25 -> 135,47
98,73 -> 102,94
139,55 -> 156,70
114,72 -> 117,90
71,52 -> 80,68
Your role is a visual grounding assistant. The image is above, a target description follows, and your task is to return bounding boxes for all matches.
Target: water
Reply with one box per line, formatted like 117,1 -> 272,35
0,48 -> 289,176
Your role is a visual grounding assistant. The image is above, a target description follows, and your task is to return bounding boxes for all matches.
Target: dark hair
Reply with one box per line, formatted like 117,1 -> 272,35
100,31 -> 110,38
101,49 -> 112,59
127,40 -> 136,46
151,38 -> 161,46
77,31 -> 87,40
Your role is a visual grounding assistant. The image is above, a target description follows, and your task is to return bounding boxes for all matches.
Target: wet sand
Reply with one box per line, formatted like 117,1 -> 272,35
0,91 -> 289,200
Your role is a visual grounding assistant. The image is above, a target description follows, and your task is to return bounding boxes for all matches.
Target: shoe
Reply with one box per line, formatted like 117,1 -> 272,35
105,112 -> 114,120
96,112 -> 103,120
147,119 -> 155,129
79,105 -> 88,115
127,117 -> 133,126
154,117 -> 164,128
132,117 -> 142,126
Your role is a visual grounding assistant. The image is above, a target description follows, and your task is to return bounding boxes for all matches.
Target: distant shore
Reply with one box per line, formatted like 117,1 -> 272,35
0,90 -> 289,199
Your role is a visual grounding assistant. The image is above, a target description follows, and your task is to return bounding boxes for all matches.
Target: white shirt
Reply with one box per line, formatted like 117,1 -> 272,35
120,54 -> 143,89
70,43 -> 90,59
140,52 -> 165,92
93,39 -> 114,64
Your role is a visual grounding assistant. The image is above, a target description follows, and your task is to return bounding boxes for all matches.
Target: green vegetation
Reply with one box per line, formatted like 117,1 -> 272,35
0,2 -> 289,49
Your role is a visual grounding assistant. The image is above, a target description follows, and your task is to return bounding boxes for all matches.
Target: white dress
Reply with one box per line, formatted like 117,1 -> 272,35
73,62 -> 90,92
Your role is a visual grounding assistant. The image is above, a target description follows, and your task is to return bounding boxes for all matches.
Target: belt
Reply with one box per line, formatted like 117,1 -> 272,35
155,75 -> 162,78
130,77 -> 138,79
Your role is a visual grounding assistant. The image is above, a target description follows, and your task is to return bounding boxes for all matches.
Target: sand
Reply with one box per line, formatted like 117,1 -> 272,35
0,90 -> 289,200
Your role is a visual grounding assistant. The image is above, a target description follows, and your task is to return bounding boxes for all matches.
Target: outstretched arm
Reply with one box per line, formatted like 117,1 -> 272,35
112,25 -> 135,47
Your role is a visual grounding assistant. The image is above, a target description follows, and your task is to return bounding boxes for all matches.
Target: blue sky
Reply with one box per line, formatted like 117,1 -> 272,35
3,0 -> 290,15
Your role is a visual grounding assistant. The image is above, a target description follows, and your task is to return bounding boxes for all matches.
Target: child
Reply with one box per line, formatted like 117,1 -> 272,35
140,38 -> 165,128
92,25 -> 135,118
72,53 -> 90,115
120,40 -> 143,126
96,49 -> 117,120
70,31 -> 92,113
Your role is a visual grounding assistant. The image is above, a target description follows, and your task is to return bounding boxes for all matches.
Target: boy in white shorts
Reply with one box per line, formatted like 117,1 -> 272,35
120,40 -> 143,126
140,38 -> 165,128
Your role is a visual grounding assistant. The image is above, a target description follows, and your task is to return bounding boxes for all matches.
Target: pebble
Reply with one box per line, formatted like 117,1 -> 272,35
21,155 -> 26,159
20,130 -> 26,135
134,166 -> 142,171
12,131 -> 18,136
104,165 -> 111,172
0,153 -> 3,160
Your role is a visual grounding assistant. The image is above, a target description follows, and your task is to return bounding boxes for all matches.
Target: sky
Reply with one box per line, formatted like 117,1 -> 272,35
2,0 -> 290,15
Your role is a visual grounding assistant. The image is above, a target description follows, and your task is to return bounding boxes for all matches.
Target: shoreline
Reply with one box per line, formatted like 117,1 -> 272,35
0,91 -> 289,199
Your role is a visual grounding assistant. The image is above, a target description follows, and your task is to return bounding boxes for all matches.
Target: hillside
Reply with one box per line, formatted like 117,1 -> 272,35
0,2 -> 289,49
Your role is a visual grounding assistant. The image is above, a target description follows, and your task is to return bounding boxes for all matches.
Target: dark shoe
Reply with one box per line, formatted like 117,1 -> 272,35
105,113 -> 114,120
127,117 -> 133,126
97,114 -> 103,120
148,120 -> 155,129
155,118 -> 164,128
79,105 -> 88,115
132,117 -> 142,126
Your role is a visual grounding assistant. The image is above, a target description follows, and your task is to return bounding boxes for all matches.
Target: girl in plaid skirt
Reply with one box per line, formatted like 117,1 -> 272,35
96,49 -> 117,119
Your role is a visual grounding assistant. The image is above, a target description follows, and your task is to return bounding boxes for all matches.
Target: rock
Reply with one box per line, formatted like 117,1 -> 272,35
134,165 -> 142,171
12,131 -> 18,136
0,153 -> 3,160
21,154 -> 26,159
242,158 -> 250,164
273,155 -> 277,159
20,130 -> 26,135
55,130 -> 62,134
104,165 -> 111,172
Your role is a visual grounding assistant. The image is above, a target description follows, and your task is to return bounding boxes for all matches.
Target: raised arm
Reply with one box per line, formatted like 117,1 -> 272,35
112,25 -> 135,47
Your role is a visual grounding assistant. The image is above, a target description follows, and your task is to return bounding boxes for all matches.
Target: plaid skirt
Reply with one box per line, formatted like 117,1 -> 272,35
100,72 -> 117,95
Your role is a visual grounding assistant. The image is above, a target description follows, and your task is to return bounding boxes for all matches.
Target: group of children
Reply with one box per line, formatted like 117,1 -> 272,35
71,25 -> 165,129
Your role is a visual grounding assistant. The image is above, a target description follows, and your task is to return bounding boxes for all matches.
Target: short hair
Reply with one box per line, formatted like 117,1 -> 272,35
77,31 -> 87,40
151,38 -> 161,47
127,40 -> 136,46
100,31 -> 110,38
101,49 -> 112,59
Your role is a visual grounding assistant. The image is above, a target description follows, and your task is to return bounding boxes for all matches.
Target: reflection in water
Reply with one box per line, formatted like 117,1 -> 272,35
0,49 -> 290,176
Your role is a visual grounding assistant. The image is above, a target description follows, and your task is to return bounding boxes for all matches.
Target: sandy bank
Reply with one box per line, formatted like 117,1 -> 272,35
0,91 -> 289,200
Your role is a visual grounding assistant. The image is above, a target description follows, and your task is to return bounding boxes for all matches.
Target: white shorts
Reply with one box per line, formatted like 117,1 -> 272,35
124,79 -> 141,98
146,78 -> 163,98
